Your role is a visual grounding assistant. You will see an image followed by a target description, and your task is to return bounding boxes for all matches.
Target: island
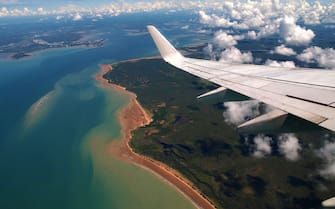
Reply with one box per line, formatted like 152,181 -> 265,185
100,57 -> 335,209
0,22 -> 105,60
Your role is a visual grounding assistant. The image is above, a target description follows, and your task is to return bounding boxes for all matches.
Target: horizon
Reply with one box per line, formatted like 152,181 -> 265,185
1,0 -> 335,19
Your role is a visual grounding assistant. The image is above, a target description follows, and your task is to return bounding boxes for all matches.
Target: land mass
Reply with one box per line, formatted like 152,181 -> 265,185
102,58 -> 335,209
0,22 -> 105,60
97,64 -> 216,209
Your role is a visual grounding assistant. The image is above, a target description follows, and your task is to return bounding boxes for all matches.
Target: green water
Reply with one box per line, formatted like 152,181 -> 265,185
0,14 -> 200,207
0,53 -> 197,209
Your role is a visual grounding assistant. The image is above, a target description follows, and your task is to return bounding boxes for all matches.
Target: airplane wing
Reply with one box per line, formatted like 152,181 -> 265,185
147,25 -> 335,132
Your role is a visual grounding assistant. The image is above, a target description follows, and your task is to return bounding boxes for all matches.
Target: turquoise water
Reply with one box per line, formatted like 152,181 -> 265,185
0,20 -> 197,209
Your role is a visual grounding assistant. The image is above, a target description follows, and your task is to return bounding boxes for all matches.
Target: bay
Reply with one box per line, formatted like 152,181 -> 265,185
0,14 -> 198,209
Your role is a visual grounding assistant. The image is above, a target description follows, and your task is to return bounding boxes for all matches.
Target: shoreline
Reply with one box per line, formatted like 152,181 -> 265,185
96,63 -> 217,209
0,44 -> 98,62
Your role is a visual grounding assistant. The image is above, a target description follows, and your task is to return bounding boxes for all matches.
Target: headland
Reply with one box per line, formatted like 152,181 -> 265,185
96,63 -> 217,209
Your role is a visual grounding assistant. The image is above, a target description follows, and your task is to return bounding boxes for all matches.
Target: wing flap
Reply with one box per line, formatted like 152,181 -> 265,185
320,119 -> 335,131
238,109 -> 288,132
260,81 -> 335,105
213,77 -> 332,126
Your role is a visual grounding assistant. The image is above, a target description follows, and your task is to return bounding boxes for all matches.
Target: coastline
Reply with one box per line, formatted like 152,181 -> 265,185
96,64 -> 217,209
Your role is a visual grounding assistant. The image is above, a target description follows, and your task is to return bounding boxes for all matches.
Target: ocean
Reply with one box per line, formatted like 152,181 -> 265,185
0,13 -> 201,209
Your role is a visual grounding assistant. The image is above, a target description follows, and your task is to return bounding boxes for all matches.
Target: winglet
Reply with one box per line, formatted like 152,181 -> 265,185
147,25 -> 184,64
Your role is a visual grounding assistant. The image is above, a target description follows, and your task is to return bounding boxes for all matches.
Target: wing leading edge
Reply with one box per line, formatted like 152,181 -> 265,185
147,25 -> 335,132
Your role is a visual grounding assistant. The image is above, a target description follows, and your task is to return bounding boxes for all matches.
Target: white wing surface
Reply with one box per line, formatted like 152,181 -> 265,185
147,25 -> 335,132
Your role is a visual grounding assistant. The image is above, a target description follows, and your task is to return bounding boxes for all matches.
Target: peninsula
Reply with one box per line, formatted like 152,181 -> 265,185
96,63 -> 216,209
99,58 -> 335,209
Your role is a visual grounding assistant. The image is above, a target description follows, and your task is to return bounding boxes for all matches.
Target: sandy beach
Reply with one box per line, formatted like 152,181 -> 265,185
96,64 -> 217,209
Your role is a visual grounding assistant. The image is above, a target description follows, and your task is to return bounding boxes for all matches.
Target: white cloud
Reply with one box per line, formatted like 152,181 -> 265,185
256,22 -> 280,39
205,30 -> 251,63
297,46 -> 335,69
243,23 -> 280,40
223,100 -> 260,125
219,47 -> 253,64
181,25 -> 189,30
199,10 -> 212,24
279,16 -> 315,46
316,141 -> 335,179
246,133 -> 302,160
213,30 -> 239,48
0,6 -> 9,16
300,1 -> 325,25
272,44 -> 297,56
253,134 -> 273,158
265,59 -> 296,68
278,134 -> 301,161
245,31 -> 258,40
72,13 -> 82,21
218,1 -> 333,26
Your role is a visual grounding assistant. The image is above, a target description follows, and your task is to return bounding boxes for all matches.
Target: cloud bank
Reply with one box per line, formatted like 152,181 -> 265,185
1,0 -> 334,25
198,1 -> 335,28
0,1 -> 207,17
197,0 -> 335,58
297,47 -> 335,69
198,1 -> 335,68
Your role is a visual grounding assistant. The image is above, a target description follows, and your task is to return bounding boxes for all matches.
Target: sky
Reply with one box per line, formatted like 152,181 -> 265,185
0,0 -> 334,19
1,0 -> 334,10
2,0 -> 158,8
0,0 -> 107,8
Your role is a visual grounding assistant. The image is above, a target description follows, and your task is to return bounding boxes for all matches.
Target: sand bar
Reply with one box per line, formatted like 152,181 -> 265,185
96,63 -> 217,209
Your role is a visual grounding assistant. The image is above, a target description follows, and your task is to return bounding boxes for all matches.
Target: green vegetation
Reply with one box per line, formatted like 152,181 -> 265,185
105,58 -> 335,209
